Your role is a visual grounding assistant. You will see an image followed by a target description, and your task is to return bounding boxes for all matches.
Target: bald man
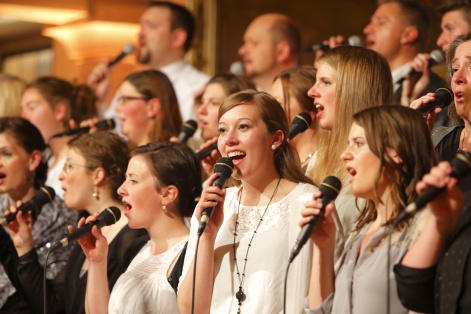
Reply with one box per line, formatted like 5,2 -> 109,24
238,13 -> 301,92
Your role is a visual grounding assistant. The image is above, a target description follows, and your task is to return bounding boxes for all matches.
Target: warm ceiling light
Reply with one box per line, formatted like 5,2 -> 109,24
0,4 -> 87,25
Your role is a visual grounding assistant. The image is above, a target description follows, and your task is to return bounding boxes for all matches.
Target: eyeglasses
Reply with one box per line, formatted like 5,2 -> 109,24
116,96 -> 149,105
62,162 -> 88,174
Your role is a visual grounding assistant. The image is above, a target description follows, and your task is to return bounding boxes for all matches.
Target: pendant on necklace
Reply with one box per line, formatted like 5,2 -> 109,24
235,286 -> 246,305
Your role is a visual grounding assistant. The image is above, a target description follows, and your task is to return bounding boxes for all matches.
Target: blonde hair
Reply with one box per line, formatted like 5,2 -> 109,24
307,46 -> 395,186
0,74 -> 26,117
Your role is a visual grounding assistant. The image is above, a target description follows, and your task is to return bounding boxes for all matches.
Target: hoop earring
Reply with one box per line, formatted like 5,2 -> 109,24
92,186 -> 100,200
161,205 -> 167,213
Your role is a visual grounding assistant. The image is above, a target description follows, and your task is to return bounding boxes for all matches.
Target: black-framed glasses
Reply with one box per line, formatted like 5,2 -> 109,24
116,96 -> 149,105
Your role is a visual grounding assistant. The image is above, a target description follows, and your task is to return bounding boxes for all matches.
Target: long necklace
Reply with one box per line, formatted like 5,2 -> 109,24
232,177 -> 281,314
301,150 -> 316,164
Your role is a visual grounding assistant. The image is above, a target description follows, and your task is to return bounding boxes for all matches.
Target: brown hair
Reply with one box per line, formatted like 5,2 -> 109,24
124,70 -> 182,143
67,131 -> 129,201
218,90 -> 313,185
352,106 -> 437,230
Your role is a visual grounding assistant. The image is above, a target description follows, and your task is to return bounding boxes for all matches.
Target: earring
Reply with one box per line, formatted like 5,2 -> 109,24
271,144 -> 277,150
92,186 -> 99,200
161,205 -> 167,213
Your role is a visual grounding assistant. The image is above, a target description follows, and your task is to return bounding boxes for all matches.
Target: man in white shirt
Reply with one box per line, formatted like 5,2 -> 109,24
88,1 -> 209,125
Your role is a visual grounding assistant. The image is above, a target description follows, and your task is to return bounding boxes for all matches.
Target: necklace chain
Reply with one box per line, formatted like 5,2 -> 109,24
232,177 -> 281,314
301,150 -> 316,164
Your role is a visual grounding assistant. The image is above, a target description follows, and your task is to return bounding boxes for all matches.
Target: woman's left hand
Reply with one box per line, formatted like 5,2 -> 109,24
76,213 -> 109,263
6,201 -> 34,256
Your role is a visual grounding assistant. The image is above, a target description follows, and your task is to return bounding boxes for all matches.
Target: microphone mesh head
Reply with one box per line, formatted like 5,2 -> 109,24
40,186 -> 56,202
213,157 -> 234,188
100,206 -> 121,226
229,61 -> 245,76
319,176 -> 342,200
452,152 -> 471,179
348,35 -> 363,47
123,43 -> 136,55
430,49 -> 445,65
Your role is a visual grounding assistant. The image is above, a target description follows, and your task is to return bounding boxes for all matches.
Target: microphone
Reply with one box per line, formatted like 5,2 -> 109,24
289,176 -> 342,263
229,61 -> 245,76
288,112 -> 313,140
0,186 -> 55,226
398,50 -> 445,84
51,206 -> 121,250
303,35 -> 363,52
196,142 -> 218,160
178,119 -> 198,143
416,87 -> 453,115
50,119 -> 116,139
197,157 -> 234,236
394,151 -> 471,226
107,44 -> 136,68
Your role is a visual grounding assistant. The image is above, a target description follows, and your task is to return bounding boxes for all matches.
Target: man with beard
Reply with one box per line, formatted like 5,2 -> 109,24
88,1 -> 209,123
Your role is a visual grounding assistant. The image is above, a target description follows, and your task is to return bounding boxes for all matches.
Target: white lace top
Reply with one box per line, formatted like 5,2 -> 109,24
108,238 -> 187,314
182,183 -> 318,314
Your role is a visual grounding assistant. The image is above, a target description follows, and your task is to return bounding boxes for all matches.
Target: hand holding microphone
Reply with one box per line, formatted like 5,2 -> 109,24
394,151 -> 471,226
197,157 -> 234,236
290,176 -> 341,263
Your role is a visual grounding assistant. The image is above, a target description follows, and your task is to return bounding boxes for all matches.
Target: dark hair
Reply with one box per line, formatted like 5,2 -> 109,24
124,70 -> 182,143
273,65 -> 317,122
67,131 -> 129,202
130,141 -> 202,217
438,0 -> 471,26
218,90 -> 313,185
207,74 -> 255,95
149,1 -> 195,52
0,117 -> 47,189
25,76 -> 97,127
379,0 -> 431,50
445,32 -> 471,126
352,106 -> 437,230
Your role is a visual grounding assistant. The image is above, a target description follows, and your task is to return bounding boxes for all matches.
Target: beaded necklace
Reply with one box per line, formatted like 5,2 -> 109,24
232,177 -> 281,314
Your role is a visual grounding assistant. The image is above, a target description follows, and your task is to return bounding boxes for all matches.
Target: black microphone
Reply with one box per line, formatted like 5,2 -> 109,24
50,119 -> 116,139
0,186 -> 55,226
196,142 -> 218,160
107,44 -> 136,68
289,112 -> 313,140
394,151 -> 471,226
303,35 -> 363,52
398,50 -> 445,84
178,119 -> 198,143
51,206 -> 121,250
289,176 -> 342,263
197,157 -> 234,236
416,87 -> 453,115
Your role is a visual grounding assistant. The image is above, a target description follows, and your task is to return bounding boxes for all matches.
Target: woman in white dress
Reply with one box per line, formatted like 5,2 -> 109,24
78,141 -> 202,314
178,90 -> 333,314
301,106 -> 438,314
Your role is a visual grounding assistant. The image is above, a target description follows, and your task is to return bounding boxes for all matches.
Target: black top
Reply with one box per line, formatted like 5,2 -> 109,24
394,206 -> 471,313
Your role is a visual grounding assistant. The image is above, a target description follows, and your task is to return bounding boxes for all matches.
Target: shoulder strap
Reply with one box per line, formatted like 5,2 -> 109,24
168,241 -> 188,294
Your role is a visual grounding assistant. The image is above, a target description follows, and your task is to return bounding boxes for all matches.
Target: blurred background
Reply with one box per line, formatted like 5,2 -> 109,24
0,0 -> 441,96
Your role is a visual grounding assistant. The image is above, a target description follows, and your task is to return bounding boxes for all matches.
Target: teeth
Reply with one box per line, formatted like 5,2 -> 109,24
228,151 -> 245,158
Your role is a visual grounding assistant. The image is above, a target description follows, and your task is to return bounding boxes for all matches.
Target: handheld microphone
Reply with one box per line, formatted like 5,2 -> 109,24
0,186 -> 55,226
196,142 -> 218,160
50,119 -> 116,139
416,88 -> 453,115
289,176 -> 342,263
51,206 -> 121,250
303,35 -> 363,53
178,120 -> 198,143
288,112 -> 313,140
394,151 -> 471,226
398,50 -> 445,84
107,44 -> 136,68
229,61 -> 245,76
197,157 -> 234,236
